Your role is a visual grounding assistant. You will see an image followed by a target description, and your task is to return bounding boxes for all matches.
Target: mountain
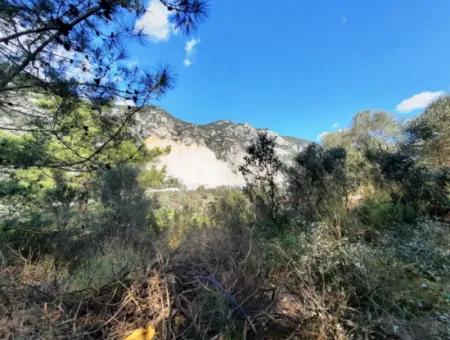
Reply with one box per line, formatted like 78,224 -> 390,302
134,106 -> 309,189
1,97 -> 309,189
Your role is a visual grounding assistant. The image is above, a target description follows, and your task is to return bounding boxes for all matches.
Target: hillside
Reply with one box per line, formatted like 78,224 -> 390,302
134,106 -> 309,189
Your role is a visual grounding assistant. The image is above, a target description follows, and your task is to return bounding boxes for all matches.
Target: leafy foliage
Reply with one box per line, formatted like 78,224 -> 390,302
0,99 -> 159,171
322,111 -> 400,193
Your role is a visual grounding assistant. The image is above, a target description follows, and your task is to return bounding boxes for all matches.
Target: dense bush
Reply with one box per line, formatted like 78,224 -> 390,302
372,150 -> 449,218
286,143 -> 347,222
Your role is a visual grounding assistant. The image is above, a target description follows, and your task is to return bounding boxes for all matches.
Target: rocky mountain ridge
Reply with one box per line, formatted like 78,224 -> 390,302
134,106 -> 309,189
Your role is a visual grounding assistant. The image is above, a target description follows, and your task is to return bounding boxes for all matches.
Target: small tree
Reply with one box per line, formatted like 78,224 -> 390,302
239,130 -> 282,222
286,143 -> 347,222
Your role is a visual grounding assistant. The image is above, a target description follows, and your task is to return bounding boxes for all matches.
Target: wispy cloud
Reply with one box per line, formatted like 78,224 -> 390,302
183,38 -> 200,67
317,131 -> 330,141
134,0 -> 176,41
317,123 -> 344,141
341,16 -> 348,25
396,91 -> 445,113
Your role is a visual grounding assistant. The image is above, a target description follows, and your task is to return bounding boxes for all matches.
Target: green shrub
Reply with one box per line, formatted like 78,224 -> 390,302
358,198 -> 418,229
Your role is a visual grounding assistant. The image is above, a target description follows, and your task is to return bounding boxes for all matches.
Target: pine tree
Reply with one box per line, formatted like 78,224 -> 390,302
0,0 -> 207,170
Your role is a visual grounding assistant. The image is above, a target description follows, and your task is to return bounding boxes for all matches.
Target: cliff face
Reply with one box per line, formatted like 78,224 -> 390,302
134,106 -> 309,189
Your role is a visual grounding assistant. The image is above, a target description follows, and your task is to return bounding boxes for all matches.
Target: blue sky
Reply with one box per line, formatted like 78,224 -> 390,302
127,0 -> 450,140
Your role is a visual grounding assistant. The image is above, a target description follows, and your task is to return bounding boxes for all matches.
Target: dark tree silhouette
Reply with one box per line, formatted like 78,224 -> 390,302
239,130 -> 282,222
286,143 -> 347,220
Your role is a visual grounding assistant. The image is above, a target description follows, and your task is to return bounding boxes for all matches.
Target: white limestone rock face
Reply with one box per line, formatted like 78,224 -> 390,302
145,136 -> 245,190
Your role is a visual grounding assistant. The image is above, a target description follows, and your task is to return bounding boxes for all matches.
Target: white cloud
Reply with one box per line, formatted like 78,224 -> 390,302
317,131 -> 330,141
185,38 -> 200,54
134,0 -> 175,41
332,122 -> 340,128
183,38 -> 200,67
396,91 -> 445,113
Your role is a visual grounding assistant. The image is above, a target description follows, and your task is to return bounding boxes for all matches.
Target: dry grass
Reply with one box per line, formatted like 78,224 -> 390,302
1,213 -> 449,339
0,225 -> 263,339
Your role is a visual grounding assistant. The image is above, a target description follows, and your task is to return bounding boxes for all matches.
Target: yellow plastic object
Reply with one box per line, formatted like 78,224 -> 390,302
123,325 -> 156,340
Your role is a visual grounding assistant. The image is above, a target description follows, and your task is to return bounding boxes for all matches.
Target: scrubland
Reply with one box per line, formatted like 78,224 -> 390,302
1,102 -> 449,339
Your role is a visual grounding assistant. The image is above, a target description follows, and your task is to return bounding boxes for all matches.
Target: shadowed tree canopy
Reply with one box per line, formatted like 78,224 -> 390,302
286,143 -> 347,220
0,0 -> 208,171
405,95 -> 450,167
